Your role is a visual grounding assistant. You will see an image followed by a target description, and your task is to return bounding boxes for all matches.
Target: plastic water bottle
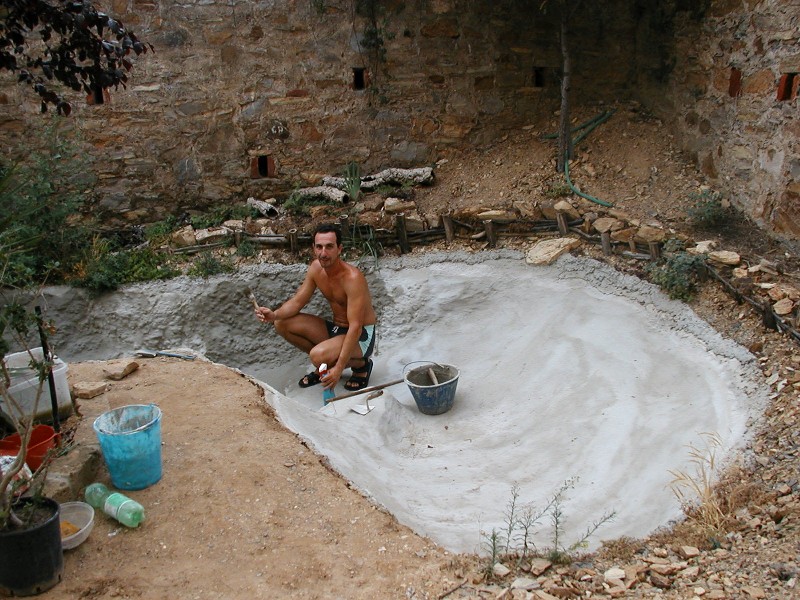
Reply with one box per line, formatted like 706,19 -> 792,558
84,483 -> 145,528
319,363 -> 336,405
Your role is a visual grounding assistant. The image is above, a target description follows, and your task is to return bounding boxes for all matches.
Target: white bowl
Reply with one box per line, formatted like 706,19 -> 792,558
60,501 -> 94,549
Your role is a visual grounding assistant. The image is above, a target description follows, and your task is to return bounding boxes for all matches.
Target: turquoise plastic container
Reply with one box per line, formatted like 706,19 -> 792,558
404,364 -> 459,415
93,404 -> 163,490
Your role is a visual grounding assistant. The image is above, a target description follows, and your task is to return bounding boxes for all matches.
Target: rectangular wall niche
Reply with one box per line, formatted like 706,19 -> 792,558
250,154 -> 276,179
532,67 -> 546,88
87,86 -> 110,105
728,67 -> 742,97
352,67 -> 368,90
777,73 -> 798,101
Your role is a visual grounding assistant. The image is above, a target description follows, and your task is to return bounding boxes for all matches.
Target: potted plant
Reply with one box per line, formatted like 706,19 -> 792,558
0,280 -> 64,595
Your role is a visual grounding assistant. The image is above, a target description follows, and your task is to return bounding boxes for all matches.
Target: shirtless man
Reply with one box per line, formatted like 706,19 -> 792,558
254,223 -> 377,393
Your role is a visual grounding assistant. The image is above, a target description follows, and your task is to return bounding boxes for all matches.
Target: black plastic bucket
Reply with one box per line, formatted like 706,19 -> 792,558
404,363 -> 459,415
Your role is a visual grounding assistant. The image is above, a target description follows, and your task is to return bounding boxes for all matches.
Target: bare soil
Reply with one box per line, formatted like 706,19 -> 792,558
44,101 -> 800,599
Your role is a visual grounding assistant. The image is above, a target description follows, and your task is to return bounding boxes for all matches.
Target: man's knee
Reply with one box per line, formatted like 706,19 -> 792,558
273,318 -> 289,338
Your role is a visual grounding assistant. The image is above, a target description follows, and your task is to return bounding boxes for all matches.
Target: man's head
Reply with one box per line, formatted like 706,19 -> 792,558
313,223 -> 343,268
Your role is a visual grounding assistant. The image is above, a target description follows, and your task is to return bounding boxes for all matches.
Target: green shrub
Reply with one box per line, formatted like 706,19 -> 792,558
190,205 -> 260,230
145,216 -> 179,243
73,238 -> 180,292
0,123 -> 91,286
687,189 -> 729,229
235,239 -> 257,258
187,252 -> 235,278
283,190 -> 332,216
646,251 -> 707,301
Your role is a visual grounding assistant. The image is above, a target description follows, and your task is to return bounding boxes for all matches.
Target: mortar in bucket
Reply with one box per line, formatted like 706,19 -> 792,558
404,363 -> 459,415
93,404 -> 162,490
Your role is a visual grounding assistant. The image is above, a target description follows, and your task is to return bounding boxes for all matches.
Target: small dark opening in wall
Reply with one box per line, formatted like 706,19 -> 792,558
87,86 -> 106,105
728,67 -> 742,97
532,67 -> 545,88
777,73 -> 798,101
250,154 -> 276,179
352,67 -> 367,90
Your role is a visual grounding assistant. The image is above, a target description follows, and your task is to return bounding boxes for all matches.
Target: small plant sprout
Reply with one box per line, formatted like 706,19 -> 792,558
669,432 -> 726,537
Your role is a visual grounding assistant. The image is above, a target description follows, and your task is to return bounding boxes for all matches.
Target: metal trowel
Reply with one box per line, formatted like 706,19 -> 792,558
350,390 -> 383,415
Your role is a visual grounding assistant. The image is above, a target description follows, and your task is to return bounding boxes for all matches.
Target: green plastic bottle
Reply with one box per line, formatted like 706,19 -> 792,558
84,483 -> 145,528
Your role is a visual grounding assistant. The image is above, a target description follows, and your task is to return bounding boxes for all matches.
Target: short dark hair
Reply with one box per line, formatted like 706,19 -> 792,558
313,223 -> 342,246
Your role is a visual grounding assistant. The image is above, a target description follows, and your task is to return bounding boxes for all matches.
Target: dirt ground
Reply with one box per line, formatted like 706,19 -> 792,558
43,101 -> 800,599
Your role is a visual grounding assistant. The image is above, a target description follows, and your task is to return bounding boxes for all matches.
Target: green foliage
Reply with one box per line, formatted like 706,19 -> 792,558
544,180 -> 573,198
343,162 -> 363,204
144,216 -> 179,243
283,190 -> 332,216
343,219 -> 382,268
687,189 -> 729,229
0,122 -> 92,287
647,250 -> 707,301
187,252 -> 235,278
236,239 -> 257,258
74,237 -> 179,292
190,205 -> 259,230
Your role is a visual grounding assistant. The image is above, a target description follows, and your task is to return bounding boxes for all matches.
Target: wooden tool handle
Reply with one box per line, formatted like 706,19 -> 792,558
327,378 -> 404,403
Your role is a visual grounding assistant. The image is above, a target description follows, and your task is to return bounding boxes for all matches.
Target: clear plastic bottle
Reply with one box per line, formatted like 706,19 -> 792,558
84,482 -> 145,528
319,363 -> 336,405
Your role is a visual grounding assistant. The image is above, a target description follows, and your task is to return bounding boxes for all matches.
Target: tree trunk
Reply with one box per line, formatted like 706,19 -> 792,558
556,10 -> 572,173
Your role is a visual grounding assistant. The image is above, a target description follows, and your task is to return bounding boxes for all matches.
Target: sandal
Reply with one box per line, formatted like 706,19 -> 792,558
344,358 -> 373,391
298,370 -> 322,388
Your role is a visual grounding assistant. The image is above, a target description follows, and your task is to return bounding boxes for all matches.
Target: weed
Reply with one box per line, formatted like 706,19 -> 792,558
646,250 -> 707,301
190,205 -> 259,230
236,239 -> 257,258
73,237 -> 179,292
480,479 -> 615,575
343,162 -> 363,204
187,252 -> 235,278
669,432 -> 726,539
145,216 -> 179,244
283,190 -> 332,216
687,189 -> 729,229
343,217 -> 382,268
544,180 -> 573,198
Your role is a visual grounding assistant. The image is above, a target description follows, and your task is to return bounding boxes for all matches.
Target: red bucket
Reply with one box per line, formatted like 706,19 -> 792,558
0,425 -> 59,471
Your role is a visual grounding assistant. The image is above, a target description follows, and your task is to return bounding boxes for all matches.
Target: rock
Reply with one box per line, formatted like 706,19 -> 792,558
525,237 -> 581,265
493,562 -> 511,577
72,381 -> 108,399
195,226 -> 233,245
773,297 -> 794,315
688,240 -> 718,254
171,225 -> 196,248
741,586 -> 766,598
634,224 -> 666,243
510,577 -> 539,590
767,283 -> 800,301
103,359 -> 140,381
708,250 -> 741,266
604,567 -> 627,582
678,545 -> 701,559
649,572 -> 672,589
553,200 -> 581,221
222,219 -> 245,230
529,558 -> 553,576
610,227 -> 637,243
383,198 -> 417,214
477,209 -> 516,221
592,217 -> 625,233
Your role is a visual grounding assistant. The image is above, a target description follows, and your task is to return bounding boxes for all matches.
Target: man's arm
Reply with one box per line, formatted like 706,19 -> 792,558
255,264 -> 318,323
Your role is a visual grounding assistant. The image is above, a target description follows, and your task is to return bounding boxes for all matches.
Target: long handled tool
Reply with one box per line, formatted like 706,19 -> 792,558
135,349 -> 195,360
326,378 -> 404,404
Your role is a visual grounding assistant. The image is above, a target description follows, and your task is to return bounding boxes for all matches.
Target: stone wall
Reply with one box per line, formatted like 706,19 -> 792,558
5,0 -> 797,247
666,0 -> 799,242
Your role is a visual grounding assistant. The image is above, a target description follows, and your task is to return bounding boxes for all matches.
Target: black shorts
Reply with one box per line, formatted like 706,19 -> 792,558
325,321 -> 376,358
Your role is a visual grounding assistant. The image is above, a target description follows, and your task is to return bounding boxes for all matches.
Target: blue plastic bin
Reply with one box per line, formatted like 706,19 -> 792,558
93,404 -> 163,490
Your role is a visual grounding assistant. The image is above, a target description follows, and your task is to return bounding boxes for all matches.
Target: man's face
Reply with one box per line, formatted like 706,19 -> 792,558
314,231 -> 341,267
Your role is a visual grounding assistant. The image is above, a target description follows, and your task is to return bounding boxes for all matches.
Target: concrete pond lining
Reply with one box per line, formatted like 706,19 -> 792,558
44,251 -> 769,553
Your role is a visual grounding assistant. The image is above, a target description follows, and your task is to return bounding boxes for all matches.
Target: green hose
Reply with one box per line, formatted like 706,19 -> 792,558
547,109 -> 616,208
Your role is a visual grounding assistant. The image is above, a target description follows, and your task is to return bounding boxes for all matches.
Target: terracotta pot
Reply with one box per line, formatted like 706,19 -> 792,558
0,497 -> 63,596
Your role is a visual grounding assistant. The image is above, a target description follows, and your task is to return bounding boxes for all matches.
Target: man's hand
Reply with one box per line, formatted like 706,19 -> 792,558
321,363 -> 344,390
255,306 -> 276,324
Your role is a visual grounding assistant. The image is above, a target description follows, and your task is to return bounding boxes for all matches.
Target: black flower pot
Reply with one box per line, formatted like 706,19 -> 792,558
0,497 -> 63,596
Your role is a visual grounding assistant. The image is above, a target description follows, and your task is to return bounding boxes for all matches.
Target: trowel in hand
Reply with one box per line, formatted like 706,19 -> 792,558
135,349 -> 195,360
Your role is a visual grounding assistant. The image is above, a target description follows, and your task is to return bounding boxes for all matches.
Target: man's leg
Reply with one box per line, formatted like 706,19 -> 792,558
273,313 -> 329,354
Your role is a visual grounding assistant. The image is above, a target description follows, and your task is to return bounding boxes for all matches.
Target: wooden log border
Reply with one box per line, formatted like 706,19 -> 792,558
177,211 -> 800,346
